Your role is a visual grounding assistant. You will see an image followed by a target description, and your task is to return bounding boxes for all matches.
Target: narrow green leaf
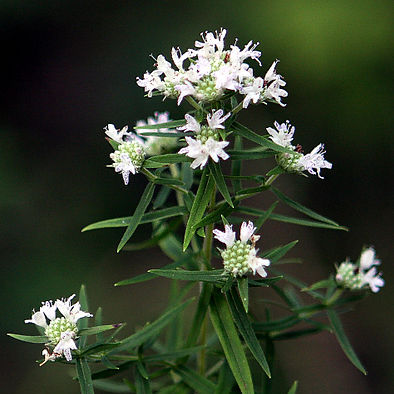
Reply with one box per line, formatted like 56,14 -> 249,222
173,365 -> 215,394
248,276 -> 283,287
153,186 -> 171,209
135,364 -> 152,394
153,177 -> 185,186
231,135 -> 242,193
149,269 -> 226,283
134,119 -> 186,129
94,307 -> 104,342
288,381 -> 298,394
7,334 -> 47,344
108,299 -> 193,354
93,380 -> 130,393
215,361 -> 235,394
115,253 -> 193,286
82,206 -> 187,232
78,285 -> 89,348
181,162 -> 194,190
117,183 -> 156,252
100,356 -> 119,370
106,138 -> 120,150
228,288 -> 271,378
327,309 -> 366,374
271,188 -> 342,227
262,241 -> 298,264
209,288 -> 254,394
186,283 -> 212,347
183,167 -> 215,251
237,277 -> 249,313
79,324 -> 119,337
232,122 -> 293,154
209,161 -> 233,207
253,316 -> 300,333
193,202 -> 234,229
271,327 -> 325,341
79,343 -> 120,356
228,149 -> 276,160
76,358 -> 94,394
254,201 -> 278,231
237,206 -> 348,231
144,346 -> 205,362
144,154 -> 192,168
302,278 -> 335,292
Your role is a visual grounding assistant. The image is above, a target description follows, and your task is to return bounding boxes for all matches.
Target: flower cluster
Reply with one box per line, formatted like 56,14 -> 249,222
336,247 -> 384,293
135,112 -> 178,156
137,28 -> 287,108
267,120 -> 332,178
25,294 -> 92,364
213,221 -> 270,277
105,124 -> 146,185
178,109 -> 231,169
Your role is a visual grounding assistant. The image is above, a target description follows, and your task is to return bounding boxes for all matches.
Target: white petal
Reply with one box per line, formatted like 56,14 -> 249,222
40,301 -> 57,321
25,311 -> 48,328
359,247 -> 379,270
240,221 -> 256,243
213,224 -> 236,247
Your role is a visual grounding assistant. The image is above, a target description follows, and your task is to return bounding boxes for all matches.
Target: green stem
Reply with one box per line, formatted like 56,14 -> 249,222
141,167 -> 188,194
231,101 -> 244,115
265,174 -> 280,187
185,96 -> 204,112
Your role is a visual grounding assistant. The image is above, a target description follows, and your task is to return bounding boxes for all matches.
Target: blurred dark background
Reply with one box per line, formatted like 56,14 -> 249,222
1,1 -> 393,393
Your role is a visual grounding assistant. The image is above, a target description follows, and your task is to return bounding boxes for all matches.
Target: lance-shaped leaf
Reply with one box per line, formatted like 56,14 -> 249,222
215,361 -> 235,394
7,334 -> 47,344
115,253 -> 194,286
149,269 -> 226,284
144,154 -> 192,168
173,365 -> 216,394
237,277 -> 249,313
183,167 -> 215,251
327,309 -> 366,374
228,149 -> 276,160
262,241 -> 298,264
78,324 -> 120,337
76,358 -> 94,394
135,363 -> 152,394
231,135 -> 242,193
232,122 -> 293,154
78,285 -> 89,348
108,299 -> 193,354
255,201 -> 278,231
288,381 -> 298,394
209,161 -> 233,207
228,288 -> 271,378
209,288 -> 254,394
134,119 -> 186,129
271,187 -> 344,228
82,206 -> 187,232
117,182 -> 156,252
237,206 -> 346,230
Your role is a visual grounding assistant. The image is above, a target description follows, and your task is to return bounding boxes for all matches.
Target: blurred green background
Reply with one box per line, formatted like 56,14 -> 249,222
1,1 -> 393,393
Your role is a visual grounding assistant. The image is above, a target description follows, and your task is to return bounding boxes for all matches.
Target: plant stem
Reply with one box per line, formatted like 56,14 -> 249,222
231,101 -> 244,115
265,173 -> 280,187
325,288 -> 344,306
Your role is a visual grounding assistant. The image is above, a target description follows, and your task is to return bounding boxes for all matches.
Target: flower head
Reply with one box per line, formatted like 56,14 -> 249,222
268,120 -> 332,179
178,110 -> 230,169
104,124 -> 131,143
25,294 -> 92,363
335,248 -> 384,293
108,138 -> 145,185
214,221 -> 270,278
137,29 -> 286,109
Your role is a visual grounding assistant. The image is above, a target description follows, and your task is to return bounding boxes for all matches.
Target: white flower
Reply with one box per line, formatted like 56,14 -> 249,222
136,70 -> 164,97
266,120 -> 295,148
240,221 -> 256,243
56,294 -> 93,324
241,77 -> 264,108
25,295 -> 92,363
297,143 -> 332,179
104,124 -> 131,143
248,248 -> 271,278
175,81 -> 196,105
206,109 -> 231,129
361,267 -> 385,293
177,114 -> 201,133
213,224 -> 236,248
214,221 -> 270,278
53,330 -> 77,362
262,60 -> 288,107
178,137 -> 229,169
359,247 -> 380,270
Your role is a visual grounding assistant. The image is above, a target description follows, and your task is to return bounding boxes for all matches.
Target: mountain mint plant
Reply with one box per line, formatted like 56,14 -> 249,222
10,28 -> 384,394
